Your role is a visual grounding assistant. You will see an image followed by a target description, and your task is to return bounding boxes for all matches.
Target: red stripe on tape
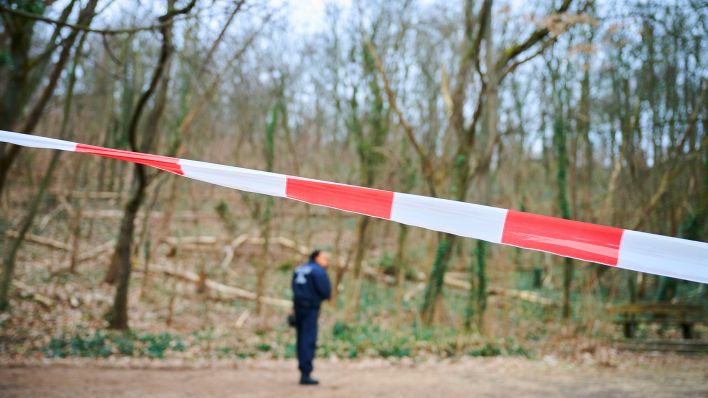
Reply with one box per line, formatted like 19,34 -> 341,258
286,177 -> 394,219
76,144 -> 183,175
501,210 -> 624,266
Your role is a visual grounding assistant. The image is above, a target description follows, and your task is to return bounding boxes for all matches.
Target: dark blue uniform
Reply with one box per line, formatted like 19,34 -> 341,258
291,261 -> 331,376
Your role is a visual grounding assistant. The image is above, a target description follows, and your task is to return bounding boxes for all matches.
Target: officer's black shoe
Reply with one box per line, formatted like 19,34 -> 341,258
299,374 -> 319,386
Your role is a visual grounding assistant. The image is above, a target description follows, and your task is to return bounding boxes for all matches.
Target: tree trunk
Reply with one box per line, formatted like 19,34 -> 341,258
255,97 -> 279,322
420,234 -> 455,325
475,240 -> 488,331
0,150 -> 61,311
107,175 -> 146,329
474,3 -> 495,332
68,192 -> 86,273
0,27 -> 88,310
553,104 -> 574,320
329,215 -> 345,304
464,242 -> 476,330
393,223 -> 409,316
106,0 -> 193,330
255,218 -> 271,319
345,215 -> 370,322
141,175 -> 179,297
0,0 -> 98,195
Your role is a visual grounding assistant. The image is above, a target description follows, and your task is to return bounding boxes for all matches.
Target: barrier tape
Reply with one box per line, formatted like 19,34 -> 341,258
1,130 -> 706,284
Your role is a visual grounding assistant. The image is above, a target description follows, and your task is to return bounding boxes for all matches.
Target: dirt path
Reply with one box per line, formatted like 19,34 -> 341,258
1,357 -> 707,398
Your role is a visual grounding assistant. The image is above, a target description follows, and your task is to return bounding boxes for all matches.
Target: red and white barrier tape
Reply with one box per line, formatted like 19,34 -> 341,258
2,130 -> 706,284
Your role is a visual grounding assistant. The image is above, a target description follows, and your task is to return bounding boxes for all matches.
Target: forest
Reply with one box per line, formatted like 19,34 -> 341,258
0,0 -> 706,396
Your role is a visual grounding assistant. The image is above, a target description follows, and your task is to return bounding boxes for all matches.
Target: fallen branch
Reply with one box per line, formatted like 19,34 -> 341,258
489,287 -> 556,306
37,203 -> 66,231
168,234 -> 525,293
164,236 -> 226,246
443,274 -> 555,306
4,230 -> 71,251
272,236 -> 309,256
82,209 -> 217,221
235,309 -> 250,328
404,282 -> 426,302
266,236 -> 394,283
142,264 -> 290,308
219,234 -> 250,269
77,239 -> 116,263
165,234 -> 399,285
57,194 -> 76,218
82,208 -> 355,220
57,190 -> 126,200
13,280 -> 53,308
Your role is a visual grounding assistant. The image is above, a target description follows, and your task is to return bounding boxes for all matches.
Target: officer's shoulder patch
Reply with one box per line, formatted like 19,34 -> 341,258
294,264 -> 312,284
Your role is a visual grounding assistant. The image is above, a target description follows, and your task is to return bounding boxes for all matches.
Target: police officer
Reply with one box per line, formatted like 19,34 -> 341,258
291,249 -> 331,385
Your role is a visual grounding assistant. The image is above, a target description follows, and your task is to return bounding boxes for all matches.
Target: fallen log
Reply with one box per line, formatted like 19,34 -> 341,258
266,236 -> 394,283
64,190 -> 125,200
37,203 -> 66,231
403,282 -> 426,302
235,309 -> 250,328
81,209 -> 218,221
489,287 -> 555,306
13,280 -> 53,308
163,234 -> 548,305
164,234 -> 404,285
164,236 -> 226,246
77,239 -> 116,263
4,230 -> 71,251
57,194 -> 76,218
443,274 -> 555,306
141,264 -> 291,308
219,234 -> 250,269
272,236 -> 309,256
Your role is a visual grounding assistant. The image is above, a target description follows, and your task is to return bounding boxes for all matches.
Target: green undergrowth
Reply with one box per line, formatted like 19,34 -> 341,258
41,323 -> 530,361
320,321 -> 530,359
43,330 -> 186,359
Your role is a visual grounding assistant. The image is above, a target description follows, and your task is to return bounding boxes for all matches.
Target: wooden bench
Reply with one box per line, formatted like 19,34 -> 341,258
608,303 -> 706,339
615,339 -> 708,354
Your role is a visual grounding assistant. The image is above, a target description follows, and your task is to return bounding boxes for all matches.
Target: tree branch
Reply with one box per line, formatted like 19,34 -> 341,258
0,4 -> 193,36
364,39 -> 438,196
450,0 -> 492,135
494,0 -> 573,72
197,0 -> 245,77
498,35 -> 559,84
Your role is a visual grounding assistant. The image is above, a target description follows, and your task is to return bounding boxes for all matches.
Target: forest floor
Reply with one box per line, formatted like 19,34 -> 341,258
1,355 -> 707,398
3,191 -> 708,397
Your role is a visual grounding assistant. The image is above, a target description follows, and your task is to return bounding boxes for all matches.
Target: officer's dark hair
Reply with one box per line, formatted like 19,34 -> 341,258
309,249 -> 321,263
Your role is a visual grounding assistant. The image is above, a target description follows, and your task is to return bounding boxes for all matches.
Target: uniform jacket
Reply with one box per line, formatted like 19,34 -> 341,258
291,261 -> 331,308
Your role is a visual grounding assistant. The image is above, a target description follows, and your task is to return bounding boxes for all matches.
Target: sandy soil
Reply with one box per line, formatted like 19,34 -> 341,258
1,357 -> 707,398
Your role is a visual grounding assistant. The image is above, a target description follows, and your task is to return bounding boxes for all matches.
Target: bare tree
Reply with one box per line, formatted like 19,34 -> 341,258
0,0 -> 99,195
107,0 -> 196,330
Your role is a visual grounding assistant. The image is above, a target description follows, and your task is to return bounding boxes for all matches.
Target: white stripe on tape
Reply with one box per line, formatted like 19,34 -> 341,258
617,230 -> 708,284
391,192 -> 508,244
179,159 -> 287,197
0,130 -> 76,152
